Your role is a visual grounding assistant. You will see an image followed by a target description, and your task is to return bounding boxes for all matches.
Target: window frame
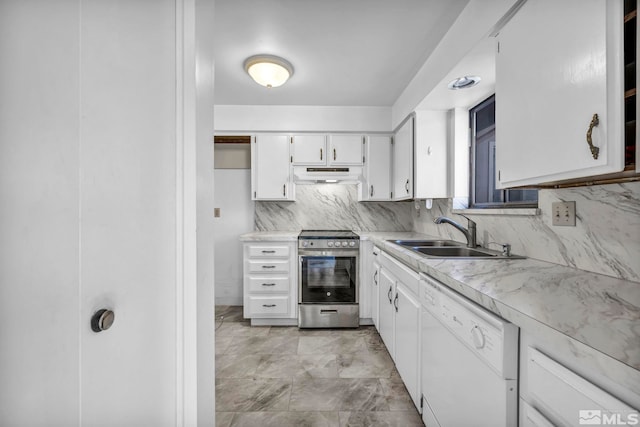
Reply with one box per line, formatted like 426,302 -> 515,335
469,95 -> 538,209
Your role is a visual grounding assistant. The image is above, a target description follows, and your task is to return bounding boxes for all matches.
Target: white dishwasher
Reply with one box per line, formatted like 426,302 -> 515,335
420,273 -> 519,427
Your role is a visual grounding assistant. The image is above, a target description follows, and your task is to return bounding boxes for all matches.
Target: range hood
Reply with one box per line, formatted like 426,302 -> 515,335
293,166 -> 364,184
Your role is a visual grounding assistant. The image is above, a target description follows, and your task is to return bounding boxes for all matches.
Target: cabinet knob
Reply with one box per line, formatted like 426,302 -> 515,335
91,309 -> 115,333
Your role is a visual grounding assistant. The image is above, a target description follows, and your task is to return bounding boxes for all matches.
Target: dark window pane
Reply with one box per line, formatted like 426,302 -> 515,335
470,94 -> 538,208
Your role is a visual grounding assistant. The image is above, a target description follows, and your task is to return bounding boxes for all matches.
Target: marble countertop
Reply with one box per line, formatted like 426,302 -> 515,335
239,231 -> 299,241
360,232 -> 640,372
240,230 -> 640,372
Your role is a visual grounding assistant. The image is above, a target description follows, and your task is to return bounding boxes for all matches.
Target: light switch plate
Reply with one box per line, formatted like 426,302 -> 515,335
552,201 -> 576,226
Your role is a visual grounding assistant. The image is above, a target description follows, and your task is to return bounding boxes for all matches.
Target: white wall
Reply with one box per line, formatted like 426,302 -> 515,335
215,105 -> 392,132
214,169 -> 254,305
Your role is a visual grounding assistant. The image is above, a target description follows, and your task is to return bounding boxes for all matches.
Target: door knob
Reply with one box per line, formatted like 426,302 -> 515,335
91,309 -> 115,332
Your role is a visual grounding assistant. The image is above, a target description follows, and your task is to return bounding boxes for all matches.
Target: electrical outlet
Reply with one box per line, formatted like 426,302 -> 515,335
214,208 -> 221,218
551,201 -> 576,226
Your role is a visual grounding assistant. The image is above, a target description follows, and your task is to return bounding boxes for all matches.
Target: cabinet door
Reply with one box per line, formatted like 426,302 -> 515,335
378,268 -> 396,358
414,110 -> 451,199
362,136 -> 392,201
329,135 -> 363,165
393,116 -> 414,200
394,282 -> 421,409
252,135 -> 292,200
371,258 -> 380,329
495,0 -> 624,187
291,134 -> 326,165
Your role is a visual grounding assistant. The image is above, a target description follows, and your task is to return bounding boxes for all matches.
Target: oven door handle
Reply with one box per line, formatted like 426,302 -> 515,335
298,250 -> 359,257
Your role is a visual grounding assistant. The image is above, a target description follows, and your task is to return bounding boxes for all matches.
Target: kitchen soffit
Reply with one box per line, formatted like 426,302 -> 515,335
213,0 -> 470,107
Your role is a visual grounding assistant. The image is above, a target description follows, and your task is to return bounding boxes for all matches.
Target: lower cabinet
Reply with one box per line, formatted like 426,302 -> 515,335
371,246 -> 381,329
243,240 -> 297,324
377,251 -> 421,410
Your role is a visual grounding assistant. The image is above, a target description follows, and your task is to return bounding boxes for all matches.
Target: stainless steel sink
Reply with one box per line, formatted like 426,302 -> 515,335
413,246 -> 497,257
389,239 -> 462,247
387,239 -> 525,259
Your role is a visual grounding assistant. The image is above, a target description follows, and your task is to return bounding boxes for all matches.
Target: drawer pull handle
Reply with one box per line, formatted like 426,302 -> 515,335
387,286 -> 393,304
373,270 -> 378,285
262,304 -> 276,308
586,113 -> 600,160
405,179 -> 410,193
261,250 -> 276,254
262,265 -> 276,269
394,292 -> 399,312
370,185 -> 374,197
333,148 -> 336,161
320,148 -> 323,161
262,283 -> 276,287
321,309 -> 338,314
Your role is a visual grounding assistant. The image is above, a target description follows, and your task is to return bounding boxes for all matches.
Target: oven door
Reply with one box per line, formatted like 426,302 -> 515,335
299,249 -> 358,304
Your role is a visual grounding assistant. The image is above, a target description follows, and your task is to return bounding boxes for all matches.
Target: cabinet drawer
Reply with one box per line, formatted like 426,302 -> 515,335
248,276 -> 289,293
248,259 -> 289,274
380,252 -> 420,295
248,245 -> 290,258
248,296 -> 289,317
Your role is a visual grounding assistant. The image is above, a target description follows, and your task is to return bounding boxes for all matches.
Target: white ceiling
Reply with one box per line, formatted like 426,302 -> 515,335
213,0 -> 470,107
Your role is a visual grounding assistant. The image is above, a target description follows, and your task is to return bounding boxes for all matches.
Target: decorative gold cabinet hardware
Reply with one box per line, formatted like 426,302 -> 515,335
586,113 -> 600,160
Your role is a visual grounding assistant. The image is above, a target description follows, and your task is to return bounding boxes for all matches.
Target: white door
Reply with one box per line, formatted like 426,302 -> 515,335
365,136 -> 392,201
329,135 -> 364,165
291,134 -> 327,165
394,282 -> 421,410
495,0 -> 624,187
378,269 -> 396,358
253,135 -> 292,200
215,169 -> 254,305
0,1 -> 211,425
393,117 -> 414,200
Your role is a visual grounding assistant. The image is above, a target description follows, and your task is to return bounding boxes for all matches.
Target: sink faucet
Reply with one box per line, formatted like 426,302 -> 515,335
434,216 -> 477,248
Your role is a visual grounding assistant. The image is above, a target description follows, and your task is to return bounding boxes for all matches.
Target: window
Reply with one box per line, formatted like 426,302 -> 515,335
469,95 -> 538,208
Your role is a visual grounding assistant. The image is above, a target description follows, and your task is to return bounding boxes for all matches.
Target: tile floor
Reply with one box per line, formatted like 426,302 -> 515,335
215,305 -> 423,427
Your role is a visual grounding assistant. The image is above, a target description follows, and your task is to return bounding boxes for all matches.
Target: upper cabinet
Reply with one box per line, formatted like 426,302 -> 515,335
393,116 -> 414,200
495,0 -> 627,188
251,134 -> 294,201
414,110 -> 452,199
360,135 -> 393,201
292,134 -> 363,166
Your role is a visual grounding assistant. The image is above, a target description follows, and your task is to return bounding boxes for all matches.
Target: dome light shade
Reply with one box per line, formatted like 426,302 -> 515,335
244,55 -> 294,88
447,75 -> 481,90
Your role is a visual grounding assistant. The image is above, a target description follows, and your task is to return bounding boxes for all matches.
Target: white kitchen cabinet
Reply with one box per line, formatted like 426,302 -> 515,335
243,241 -> 297,324
328,134 -> 364,165
359,135 -> 392,201
358,240 -> 373,324
378,267 -> 396,356
378,251 -> 421,410
291,134 -> 326,165
252,134 -> 294,200
495,0 -> 625,187
371,246 -> 381,328
292,134 -> 364,166
414,110 -> 452,199
394,281 -> 421,409
393,116 -> 414,200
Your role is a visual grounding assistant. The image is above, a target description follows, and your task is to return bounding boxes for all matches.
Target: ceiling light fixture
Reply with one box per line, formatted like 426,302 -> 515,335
447,75 -> 481,90
243,54 -> 294,88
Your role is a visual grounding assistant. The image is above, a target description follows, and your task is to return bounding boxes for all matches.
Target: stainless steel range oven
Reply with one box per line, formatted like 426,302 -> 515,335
298,230 -> 359,328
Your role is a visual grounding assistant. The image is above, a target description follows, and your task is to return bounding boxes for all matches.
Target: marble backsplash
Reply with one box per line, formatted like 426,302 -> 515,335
412,182 -> 640,282
255,184 -> 413,232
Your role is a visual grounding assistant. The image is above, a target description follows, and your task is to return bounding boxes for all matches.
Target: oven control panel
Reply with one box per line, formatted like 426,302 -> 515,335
299,239 -> 359,249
